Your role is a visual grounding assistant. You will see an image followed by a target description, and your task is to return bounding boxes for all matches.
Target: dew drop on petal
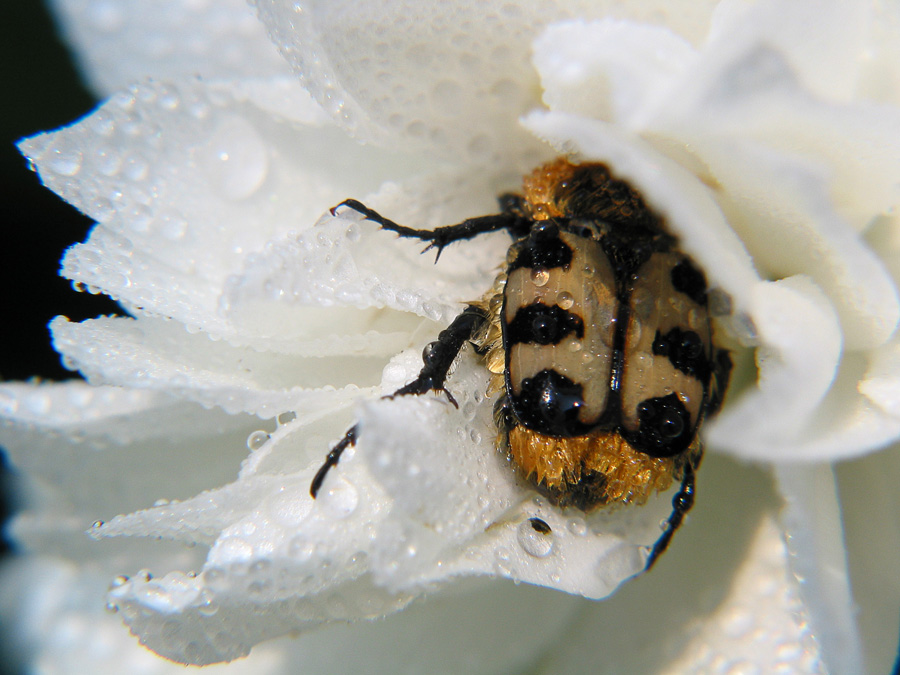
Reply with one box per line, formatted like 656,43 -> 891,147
123,154 -> 149,181
93,145 -> 121,176
48,144 -> 83,176
198,116 -> 268,200
318,477 -> 359,519
87,0 -> 125,31
288,534 -> 315,561
246,430 -> 270,451
517,518 -> 554,558
129,204 -> 152,232
160,215 -> 187,241
595,544 -> 645,591
567,518 -> 587,536
277,410 -> 297,426
110,575 -> 129,588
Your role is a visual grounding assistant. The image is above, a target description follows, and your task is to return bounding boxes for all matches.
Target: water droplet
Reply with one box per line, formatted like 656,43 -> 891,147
128,204 -> 152,232
517,519 -> 554,558
123,154 -> 149,181
288,535 -> 315,561
90,111 -> 116,137
556,291 -> 574,309
92,145 -> 121,176
160,215 -> 187,240
277,410 -> 297,426
318,477 -> 359,519
531,268 -> 550,287
88,0 -> 125,31
567,518 -> 587,536
246,430 -> 270,451
48,145 -> 83,176
203,567 -> 226,590
494,547 -> 513,576
92,520 -> 105,529
345,223 -> 361,242
198,116 -> 268,200
158,87 -> 181,111
93,197 -> 115,223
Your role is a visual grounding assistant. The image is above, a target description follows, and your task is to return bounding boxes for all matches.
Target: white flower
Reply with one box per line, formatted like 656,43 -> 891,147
3,0 -> 900,673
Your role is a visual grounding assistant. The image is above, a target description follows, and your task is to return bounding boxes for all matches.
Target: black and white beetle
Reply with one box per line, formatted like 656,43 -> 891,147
310,158 -> 731,570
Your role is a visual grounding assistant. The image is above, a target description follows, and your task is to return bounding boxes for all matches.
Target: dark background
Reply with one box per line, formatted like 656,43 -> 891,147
1,3 -> 121,668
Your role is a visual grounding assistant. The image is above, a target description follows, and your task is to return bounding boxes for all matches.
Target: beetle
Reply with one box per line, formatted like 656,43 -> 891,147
310,157 -> 731,570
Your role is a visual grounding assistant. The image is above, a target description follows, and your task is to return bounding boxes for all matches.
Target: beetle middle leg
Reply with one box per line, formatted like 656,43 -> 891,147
310,304 -> 489,497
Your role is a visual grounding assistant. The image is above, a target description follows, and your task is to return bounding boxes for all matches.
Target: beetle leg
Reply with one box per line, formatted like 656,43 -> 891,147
644,456 -> 698,570
330,198 -> 526,261
310,305 -> 489,498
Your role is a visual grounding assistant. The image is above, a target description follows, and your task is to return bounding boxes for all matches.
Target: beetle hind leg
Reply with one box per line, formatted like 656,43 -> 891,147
644,453 -> 699,570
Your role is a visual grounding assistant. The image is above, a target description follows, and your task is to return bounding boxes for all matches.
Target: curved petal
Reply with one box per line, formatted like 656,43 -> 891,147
17,78 -> 421,340
49,316 -> 380,418
837,444 -> 900,674
776,464 -> 863,674
49,0 -> 292,96
534,19 -> 696,127
255,0 -> 719,159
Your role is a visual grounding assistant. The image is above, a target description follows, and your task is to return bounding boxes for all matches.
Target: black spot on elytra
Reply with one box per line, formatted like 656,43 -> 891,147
630,393 -> 693,458
507,303 -> 584,346
510,221 -> 573,271
511,369 -> 589,437
670,258 -> 708,306
652,327 -> 710,383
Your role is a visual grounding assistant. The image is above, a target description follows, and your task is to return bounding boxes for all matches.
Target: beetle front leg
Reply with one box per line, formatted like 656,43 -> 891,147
330,199 -> 525,261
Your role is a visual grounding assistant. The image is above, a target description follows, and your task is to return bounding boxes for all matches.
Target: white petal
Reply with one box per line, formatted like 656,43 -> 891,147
534,19 -> 696,127
706,277 -> 840,461
776,464 -> 863,674
86,347 -> 704,664
699,143 -> 899,351
706,0 -> 872,102
18,79 -> 419,340
50,0 -> 292,96
528,455 -> 821,673
837,444 -> 900,674
255,0 -> 718,159
223,169 -> 512,330
860,339 -> 900,419
49,315 -> 380,418
709,277 -> 900,462
0,381 -> 255,565
861,2 -> 900,104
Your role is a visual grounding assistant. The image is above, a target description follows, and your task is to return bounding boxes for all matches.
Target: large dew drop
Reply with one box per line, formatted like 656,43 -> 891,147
198,115 -> 268,200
